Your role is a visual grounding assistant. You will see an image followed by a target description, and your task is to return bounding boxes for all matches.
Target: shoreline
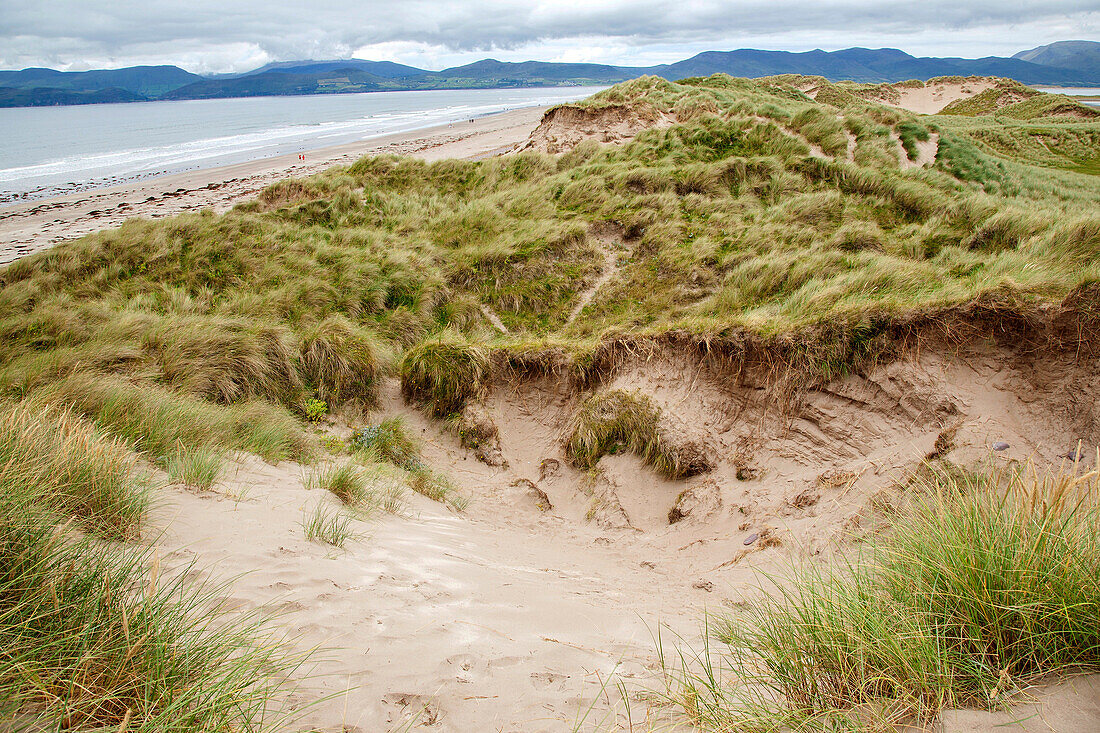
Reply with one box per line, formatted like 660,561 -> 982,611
0,105 -> 549,265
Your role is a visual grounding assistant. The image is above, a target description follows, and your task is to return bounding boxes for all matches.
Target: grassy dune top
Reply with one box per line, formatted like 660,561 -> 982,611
1,74 -> 1099,424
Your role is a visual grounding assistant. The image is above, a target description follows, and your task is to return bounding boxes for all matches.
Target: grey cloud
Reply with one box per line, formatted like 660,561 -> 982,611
1,1 -> 1097,71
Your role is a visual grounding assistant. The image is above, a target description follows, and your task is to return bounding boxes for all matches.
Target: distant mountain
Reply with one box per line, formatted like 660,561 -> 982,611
1014,41 -> 1100,79
427,59 -> 639,83
0,86 -> 145,107
652,48 -> 1091,85
0,65 -> 201,98
160,68 -> 390,100
2,45 -> 1098,108
239,59 -> 427,79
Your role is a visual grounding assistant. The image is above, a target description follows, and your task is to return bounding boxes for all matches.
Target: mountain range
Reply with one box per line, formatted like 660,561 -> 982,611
2,41 -> 1098,108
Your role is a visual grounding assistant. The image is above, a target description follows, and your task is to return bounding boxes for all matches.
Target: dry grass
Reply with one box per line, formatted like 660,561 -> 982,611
400,331 -> 490,417
0,400 -> 148,540
666,461 -> 1100,730
565,390 -> 712,479
0,401 -> 303,729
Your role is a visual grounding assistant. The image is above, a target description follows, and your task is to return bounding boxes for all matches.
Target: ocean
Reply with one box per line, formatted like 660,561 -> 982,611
0,87 -> 604,205
1033,86 -> 1100,106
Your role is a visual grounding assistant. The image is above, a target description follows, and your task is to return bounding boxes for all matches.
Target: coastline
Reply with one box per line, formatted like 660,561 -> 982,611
0,105 -> 549,265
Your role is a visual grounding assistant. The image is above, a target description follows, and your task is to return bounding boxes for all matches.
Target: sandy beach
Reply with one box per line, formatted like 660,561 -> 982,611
0,105 -> 548,265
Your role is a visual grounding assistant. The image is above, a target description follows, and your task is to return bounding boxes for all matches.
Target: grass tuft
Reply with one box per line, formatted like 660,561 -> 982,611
566,390 -> 711,478
301,502 -> 359,547
306,462 -> 368,506
0,404 -> 303,730
298,315 -> 386,406
0,400 -> 148,540
666,461 -> 1100,730
166,446 -> 224,490
400,331 -> 490,417
407,465 -> 466,511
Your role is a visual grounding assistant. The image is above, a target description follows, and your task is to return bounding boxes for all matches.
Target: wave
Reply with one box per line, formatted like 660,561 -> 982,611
0,87 -> 599,201
0,101 -> 528,186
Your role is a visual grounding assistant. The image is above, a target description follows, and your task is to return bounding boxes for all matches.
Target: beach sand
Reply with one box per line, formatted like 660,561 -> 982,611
0,105 -> 548,265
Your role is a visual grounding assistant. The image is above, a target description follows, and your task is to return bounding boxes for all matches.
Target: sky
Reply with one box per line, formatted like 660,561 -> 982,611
1,1 -> 1098,74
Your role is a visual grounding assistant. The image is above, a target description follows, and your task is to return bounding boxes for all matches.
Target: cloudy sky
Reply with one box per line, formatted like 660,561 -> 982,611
2,1 -> 1097,73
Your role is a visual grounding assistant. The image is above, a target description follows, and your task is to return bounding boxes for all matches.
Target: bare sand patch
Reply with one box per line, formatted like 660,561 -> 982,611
149,335 -> 1100,729
860,78 -> 997,114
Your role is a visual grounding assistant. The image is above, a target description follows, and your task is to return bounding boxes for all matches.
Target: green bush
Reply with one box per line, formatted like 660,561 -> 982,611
400,331 -> 490,417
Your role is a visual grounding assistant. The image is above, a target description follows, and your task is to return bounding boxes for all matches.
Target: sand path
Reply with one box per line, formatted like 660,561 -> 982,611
893,131 -> 941,170
153,417 -> 714,731
568,232 -> 623,325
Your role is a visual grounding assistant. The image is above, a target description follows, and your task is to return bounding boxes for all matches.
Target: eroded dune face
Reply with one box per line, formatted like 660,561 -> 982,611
856,79 -> 998,114
155,325 -> 1100,730
518,103 -> 678,154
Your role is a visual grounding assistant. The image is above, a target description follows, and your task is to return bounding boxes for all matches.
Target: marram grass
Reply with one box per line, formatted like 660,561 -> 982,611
0,402 -> 306,730
664,461 -> 1100,731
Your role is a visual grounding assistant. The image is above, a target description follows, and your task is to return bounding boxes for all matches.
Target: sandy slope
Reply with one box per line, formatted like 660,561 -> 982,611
149,338 -> 1100,730
0,106 -> 547,265
861,79 -> 996,114
153,387 -> 712,731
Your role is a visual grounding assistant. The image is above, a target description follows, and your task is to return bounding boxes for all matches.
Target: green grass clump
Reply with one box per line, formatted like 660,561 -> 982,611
139,316 -> 303,407
32,372 -> 314,465
407,465 -> 467,511
0,400 -> 148,540
0,403 -> 301,729
400,331 -> 490,417
0,501 -> 300,730
670,462 -> 1100,730
306,462 -> 368,506
301,503 -> 359,547
565,389 -> 710,479
896,121 -> 930,161
167,447 -> 224,490
350,417 -> 420,468
566,390 -> 662,470
298,314 -> 386,405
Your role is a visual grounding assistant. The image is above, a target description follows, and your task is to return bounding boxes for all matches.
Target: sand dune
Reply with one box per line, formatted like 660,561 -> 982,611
0,106 -> 548,266
151,337 -> 1100,730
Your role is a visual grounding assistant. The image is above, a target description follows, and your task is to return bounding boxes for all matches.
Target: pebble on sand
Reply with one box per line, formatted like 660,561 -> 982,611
1065,446 -> 1088,462
992,441 -> 1010,451
743,533 -> 759,546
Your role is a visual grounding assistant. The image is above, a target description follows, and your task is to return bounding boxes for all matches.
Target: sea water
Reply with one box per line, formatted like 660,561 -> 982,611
0,87 -> 605,204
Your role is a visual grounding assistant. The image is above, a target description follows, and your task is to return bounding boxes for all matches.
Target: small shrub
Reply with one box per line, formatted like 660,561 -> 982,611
304,398 -> 328,423
166,447 -> 224,490
350,417 -> 420,469
301,503 -> 358,547
399,331 -> 490,417
319,435 -> 347,453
